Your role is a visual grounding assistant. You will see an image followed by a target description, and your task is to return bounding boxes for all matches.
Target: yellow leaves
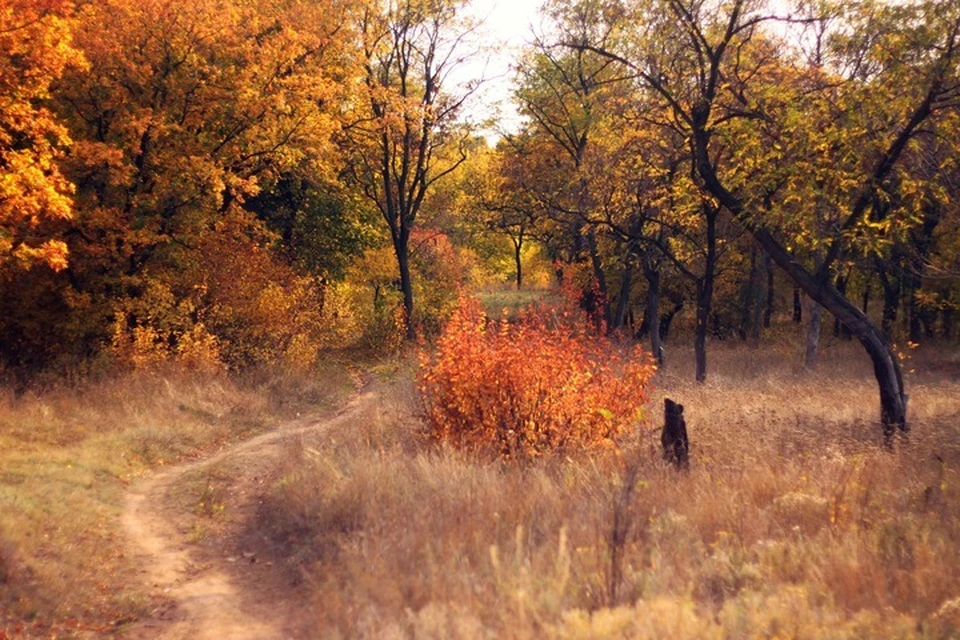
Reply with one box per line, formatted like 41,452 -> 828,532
0,0 -> 86,271
13,240 -> 70,272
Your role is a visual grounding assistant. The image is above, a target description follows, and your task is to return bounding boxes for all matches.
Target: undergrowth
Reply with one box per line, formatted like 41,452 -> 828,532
418,294 -> 655,459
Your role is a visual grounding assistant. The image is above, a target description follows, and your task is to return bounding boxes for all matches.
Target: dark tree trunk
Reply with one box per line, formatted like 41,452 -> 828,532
907,277 -> 923,343
750,246 -> 765,341
512,234 -> 523,290
395,237 -> 416,340
943,297 -> 954,340
752,229 -> 907,438
585,230 -> 612,327
805,297 -> 822,369
740,242 -> 763,341
862,277 -> 871,315
877,263 -> 901,342
793,286 -> 803,323
642,254 -> 663,366
694,203 -> 718,383
659,301 -> 682,341
833,272 -> 852,340
763,250 -> 774,328
907,200 -> 942,343
612,256 -> 635,331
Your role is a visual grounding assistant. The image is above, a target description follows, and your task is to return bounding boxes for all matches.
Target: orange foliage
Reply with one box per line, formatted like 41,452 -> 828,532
0,0 -> 85,272
418,294 -> 655,459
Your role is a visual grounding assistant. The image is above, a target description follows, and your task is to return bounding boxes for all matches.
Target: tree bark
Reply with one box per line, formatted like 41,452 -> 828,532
694,202 -> 718,383
805,297 -> 821,369
585,229 -> 612,327
763,250 -> 774,328
395,237 -> 416,340
661,399 -> 689,470
793,286 -> 802,324
877,261 -> 901,341
659,301 -> 682,341
612,254 -> 635,331
642,254 -> 664,366
512,234 -> 523,290
750,245 -> 765,341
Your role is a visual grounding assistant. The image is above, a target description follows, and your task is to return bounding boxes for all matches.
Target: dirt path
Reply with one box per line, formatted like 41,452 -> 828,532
120,389 -> 376,639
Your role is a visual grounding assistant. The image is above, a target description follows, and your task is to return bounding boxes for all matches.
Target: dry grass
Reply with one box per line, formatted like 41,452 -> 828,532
0,364 -> 354,638
256,340 -> 960,639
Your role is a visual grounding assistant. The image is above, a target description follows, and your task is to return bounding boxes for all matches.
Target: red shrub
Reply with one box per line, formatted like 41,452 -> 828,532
418,294 -> 655,459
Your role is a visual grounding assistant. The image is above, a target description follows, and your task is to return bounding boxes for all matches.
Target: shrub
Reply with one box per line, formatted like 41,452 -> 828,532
418,294 -> 655,459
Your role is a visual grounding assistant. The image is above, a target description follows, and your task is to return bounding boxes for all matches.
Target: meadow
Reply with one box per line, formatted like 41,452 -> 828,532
0,367 -> 354,638
2,309 -> 960,638
253,340 -> 960,639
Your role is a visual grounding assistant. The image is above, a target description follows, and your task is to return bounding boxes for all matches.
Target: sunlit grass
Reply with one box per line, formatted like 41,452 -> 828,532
476,286 -> 561,320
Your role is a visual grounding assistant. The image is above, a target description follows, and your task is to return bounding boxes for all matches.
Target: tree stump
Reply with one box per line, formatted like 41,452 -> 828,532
661,398 -> 689,469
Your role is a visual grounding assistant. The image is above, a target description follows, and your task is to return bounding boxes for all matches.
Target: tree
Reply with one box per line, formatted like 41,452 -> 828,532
512,0 -> 636,326
342,0 -> 475,339
0,0 -> 355,369
0,0 -> 84,274
466,144 -> 539,289
566,0 -> 960,436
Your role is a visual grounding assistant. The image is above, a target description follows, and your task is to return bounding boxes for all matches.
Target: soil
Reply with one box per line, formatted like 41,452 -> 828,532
120,388 -> 376,639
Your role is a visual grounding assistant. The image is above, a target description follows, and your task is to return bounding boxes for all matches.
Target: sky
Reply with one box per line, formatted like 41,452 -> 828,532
457,0 -> 546,140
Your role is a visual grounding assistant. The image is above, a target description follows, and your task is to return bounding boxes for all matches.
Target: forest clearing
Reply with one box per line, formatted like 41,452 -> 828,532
2,332 -> 960,638
3,0 -> 960,636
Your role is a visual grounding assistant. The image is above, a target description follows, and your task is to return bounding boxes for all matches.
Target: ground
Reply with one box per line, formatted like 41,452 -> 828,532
120,384 -> 377,639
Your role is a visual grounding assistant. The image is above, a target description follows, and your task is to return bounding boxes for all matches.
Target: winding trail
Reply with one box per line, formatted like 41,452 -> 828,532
120,389 -> 376,639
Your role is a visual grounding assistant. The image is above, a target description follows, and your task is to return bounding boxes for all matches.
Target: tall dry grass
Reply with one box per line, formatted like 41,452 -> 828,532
0,365 -> 354,637
257,341 -> 960,639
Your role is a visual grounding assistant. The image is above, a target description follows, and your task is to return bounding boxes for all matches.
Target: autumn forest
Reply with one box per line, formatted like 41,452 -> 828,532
3,0 -> 960,637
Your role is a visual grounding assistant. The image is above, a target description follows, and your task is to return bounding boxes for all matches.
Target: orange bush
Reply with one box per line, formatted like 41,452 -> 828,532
418,294 -> 655,459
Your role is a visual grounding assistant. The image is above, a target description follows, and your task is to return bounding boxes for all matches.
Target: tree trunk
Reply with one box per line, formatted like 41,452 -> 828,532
763,250 -> 774,328
878,264 -> 901,342
660,301 -> 682,341
750,246 -> 765,341
740,242 -> 760,341
805,297 -> 821,369
642,255 -> 664,366
833,274 -> 845,337
942,296 -> 954,340
612,255 -> 635,332
512,234 -> 523,290
907,200 -> 942,343
694,203 -> 718,383
907,279 -> 922,343
793,286 -> 802,324
862,278 -> 871,315
585,229 -> 612,327
751,229 -> 907,437
395,238 -> 416,340
661,399 -> 689,469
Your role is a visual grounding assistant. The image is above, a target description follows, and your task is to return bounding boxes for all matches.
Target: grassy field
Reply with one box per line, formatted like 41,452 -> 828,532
0,365 -> 355,638
476,286 -> 561,319
3,335 -> 960,638
255,341 -> 960,639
